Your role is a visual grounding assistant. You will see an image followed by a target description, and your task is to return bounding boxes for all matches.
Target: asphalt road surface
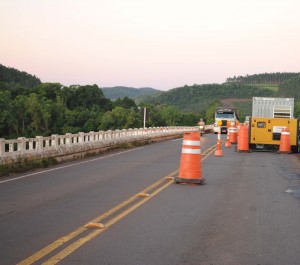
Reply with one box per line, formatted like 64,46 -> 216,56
0,133 -> 300,265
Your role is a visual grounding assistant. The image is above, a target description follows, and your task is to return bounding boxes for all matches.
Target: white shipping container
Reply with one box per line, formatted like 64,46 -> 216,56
252,97 -> 294,118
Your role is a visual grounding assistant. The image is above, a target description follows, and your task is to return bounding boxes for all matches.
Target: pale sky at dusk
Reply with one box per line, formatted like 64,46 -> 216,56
1,0 -> 299,90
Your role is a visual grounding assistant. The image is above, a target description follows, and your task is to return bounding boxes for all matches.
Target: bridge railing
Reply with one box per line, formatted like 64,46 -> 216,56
0,126 -> 199,164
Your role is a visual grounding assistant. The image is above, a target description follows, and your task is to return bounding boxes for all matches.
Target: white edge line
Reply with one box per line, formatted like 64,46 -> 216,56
0,147 -> 145,184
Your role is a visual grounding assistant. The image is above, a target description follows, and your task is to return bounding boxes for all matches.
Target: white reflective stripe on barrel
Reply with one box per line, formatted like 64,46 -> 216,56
182,148 -> 201,154
281,132 -> 290,135
182,140 -> 201,146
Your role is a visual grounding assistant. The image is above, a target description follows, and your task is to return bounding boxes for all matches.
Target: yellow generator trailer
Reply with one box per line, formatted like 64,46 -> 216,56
249,117 -> 299,152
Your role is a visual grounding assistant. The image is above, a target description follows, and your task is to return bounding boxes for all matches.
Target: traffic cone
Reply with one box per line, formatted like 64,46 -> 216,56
278,128 -> 291,154
229,124 -> 238,144
237,125 -> 250,152
225,131 -> 231,148
214,130 -> 223,156
174,131 -> 205,185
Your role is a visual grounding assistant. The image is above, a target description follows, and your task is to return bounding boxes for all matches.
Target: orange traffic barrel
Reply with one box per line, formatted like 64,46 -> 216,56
229,124 -> 238,144
237,125 -> 250,152
174,131 -> 205,185
278,128 -> 291,154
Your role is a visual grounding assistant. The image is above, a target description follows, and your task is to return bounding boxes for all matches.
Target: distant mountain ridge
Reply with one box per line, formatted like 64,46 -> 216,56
143,83 -> 276,113
102,86 -> 161,100
1,63 -> 300,116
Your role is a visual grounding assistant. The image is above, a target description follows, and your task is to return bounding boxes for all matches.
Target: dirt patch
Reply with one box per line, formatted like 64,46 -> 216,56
220,98 -> 251,106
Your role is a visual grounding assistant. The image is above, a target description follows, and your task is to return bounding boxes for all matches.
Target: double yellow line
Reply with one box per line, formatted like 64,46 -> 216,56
18,171 -> 178,265
18,144 -> 215,265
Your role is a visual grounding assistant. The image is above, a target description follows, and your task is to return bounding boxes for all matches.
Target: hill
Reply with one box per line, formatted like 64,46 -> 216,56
141,72 -> 300,118
0,64 -> 41,89
143,83 -> 275,113
102,86 -> 161,100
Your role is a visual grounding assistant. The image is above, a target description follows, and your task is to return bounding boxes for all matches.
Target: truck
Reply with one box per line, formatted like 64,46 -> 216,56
213,107 -> 239,133
249,97 -> 299,152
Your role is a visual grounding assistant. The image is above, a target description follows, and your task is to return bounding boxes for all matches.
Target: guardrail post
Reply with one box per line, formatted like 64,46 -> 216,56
79,132 -> 84,144
89,131 -> 95,142
35,136 -> 43,151
66,133 -> 72,146
98,131 -> 103,141
51,134 -> 59,147
17,137 -> 26,154
0,138 -> 4,156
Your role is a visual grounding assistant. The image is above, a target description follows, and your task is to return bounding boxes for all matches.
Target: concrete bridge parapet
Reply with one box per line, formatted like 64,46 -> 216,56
0,126 -> 199,165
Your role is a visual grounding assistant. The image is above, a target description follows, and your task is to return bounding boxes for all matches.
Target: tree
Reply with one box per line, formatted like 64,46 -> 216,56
181,112 -> 199,126
0,91 -> 12,135
125,109 -> 142,129
114,96 -> 138,110
146,106 -> 166,127
67,84 -> 112,111
12,95 -> 28,134
36,83 -> 63,101
205,100 -> 220,124
50,95 -> 65,134
294,103 -> 300,118
83,119 -> 98,132
0,91 -> 18,137
40,97 -> 54,133
99,107 -> 142,130
159,106 -> 182,126
26,93 -> 43,133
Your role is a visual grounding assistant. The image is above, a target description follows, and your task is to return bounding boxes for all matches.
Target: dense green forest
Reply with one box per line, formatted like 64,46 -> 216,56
143,83 -> 275,113
0,65 -> 199,139
278,75 -> 300,100
226,72 -> 300,85
1,64 -> 300,139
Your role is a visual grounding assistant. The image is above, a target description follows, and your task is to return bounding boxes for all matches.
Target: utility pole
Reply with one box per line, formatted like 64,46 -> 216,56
143,107 -> 146,129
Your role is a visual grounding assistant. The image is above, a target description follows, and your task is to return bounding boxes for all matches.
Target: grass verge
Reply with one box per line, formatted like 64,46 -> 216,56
0,157 -> 58,178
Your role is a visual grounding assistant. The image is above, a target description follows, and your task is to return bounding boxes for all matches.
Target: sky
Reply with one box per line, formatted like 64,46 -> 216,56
1,0 -> 300,90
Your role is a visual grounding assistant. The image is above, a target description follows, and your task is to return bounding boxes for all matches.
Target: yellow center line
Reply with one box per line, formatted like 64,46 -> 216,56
17,173 -> 177,265
17,144 -> 215,265
42,180 -> 173,265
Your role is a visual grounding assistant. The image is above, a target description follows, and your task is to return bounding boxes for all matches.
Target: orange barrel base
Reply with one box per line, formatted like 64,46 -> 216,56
174,131 -> 205,185
214,149 -> 223,156
174,176 -> 206,185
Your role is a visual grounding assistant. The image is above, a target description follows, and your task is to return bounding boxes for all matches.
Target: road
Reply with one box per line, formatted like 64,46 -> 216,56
0,133 -> 300,265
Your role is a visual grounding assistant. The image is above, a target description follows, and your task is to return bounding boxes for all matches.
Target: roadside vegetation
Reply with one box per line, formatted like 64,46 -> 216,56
0,64 -> 200,139
1,64 -> 300,140
0,157 -> 58,177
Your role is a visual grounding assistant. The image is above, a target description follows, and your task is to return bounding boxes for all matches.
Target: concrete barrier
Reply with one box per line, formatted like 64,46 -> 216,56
0,126 -> 199,165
